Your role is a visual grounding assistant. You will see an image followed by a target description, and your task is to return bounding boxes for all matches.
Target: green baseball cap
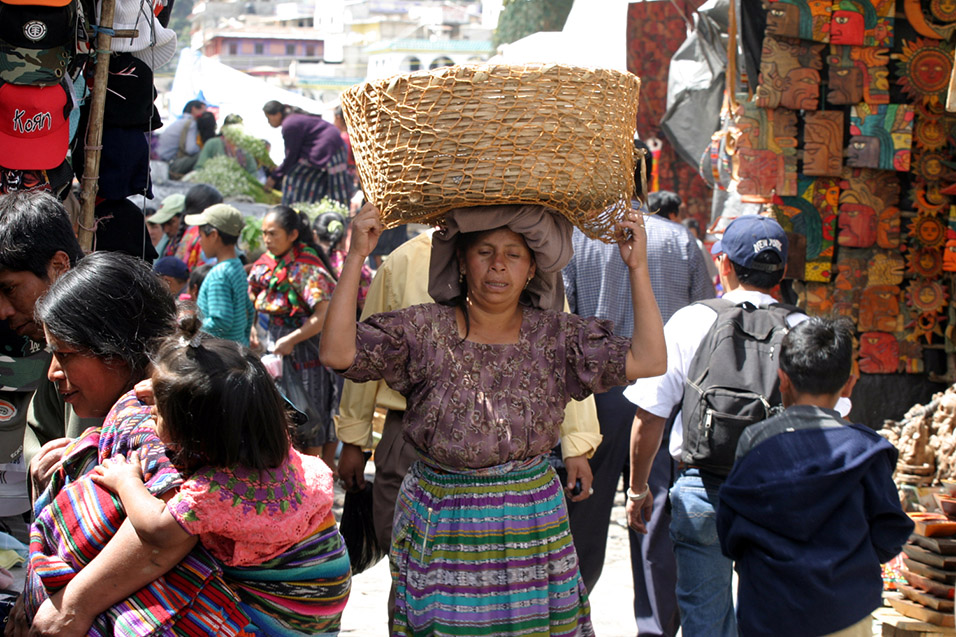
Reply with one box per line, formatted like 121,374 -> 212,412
146,193 -> 186,224
184,203 -> 244,236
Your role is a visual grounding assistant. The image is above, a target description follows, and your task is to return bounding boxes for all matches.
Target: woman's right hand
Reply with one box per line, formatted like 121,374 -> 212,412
348,203 -> 384,260
337,443 -> 368,492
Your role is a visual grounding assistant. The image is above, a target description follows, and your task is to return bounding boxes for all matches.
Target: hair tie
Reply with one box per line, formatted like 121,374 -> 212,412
179,334 -> 202,349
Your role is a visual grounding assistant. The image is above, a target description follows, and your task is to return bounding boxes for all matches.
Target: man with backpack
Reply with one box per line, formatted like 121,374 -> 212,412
623,215 -> 806,637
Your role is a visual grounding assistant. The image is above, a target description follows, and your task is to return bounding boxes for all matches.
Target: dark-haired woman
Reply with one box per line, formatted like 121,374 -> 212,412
11,252 -> 248,636
321,203 -> 666,636
92,317 -> 350,635
248,205 -> 339,471
262,101 -> 352,207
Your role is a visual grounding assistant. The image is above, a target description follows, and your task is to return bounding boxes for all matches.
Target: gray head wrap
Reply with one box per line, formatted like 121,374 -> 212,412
428,205 -> 573,312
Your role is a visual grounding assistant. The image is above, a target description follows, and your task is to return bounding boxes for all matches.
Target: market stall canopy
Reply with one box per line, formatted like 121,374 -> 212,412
490,0 -> 630,70
167,49 -> 333,165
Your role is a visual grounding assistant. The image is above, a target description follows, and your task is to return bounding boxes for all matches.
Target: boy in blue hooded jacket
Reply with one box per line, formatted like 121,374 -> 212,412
717,317 -> 912,637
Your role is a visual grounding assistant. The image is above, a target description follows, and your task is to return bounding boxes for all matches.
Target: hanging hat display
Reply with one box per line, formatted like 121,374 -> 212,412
0,0 -> 77,86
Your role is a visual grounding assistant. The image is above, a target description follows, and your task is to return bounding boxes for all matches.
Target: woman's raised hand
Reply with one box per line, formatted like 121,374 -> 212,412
617,208 -> 649,271
349,203 -> 384,260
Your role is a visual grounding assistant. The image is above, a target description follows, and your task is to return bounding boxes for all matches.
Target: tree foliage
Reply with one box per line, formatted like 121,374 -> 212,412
493,0 -> 574,48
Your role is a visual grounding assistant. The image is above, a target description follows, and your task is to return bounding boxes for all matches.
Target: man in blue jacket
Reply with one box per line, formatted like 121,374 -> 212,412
717,317 -> 913,636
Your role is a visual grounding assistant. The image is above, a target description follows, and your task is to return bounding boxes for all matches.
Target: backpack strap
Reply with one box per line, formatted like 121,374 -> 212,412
684,298 -> 800,395
764,301 -> 801,315
693,297 -> 735,313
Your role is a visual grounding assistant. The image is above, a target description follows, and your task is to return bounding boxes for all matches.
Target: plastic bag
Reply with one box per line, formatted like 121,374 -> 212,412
278,356 -> 321,443
339,481 -> 386,575
261,353 -> 283,380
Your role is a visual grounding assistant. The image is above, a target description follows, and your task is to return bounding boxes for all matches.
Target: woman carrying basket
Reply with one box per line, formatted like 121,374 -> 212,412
321,201 -> 665,636
262,101 -> 353,207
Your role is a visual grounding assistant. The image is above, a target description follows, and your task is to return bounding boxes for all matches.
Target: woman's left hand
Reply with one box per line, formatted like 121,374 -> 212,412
563,455 -> 594,503
617,208 -> 649,271
272,335 -> 295,357
27,591 -> 93,637
90,452 -> 143,493
29,438 -> 71,494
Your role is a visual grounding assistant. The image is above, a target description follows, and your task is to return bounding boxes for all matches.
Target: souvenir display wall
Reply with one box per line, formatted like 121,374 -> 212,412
737,0 -> 956,379
625,0 -> 714,222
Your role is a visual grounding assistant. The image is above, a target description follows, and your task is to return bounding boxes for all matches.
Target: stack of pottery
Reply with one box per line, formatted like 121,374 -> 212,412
892,509 -> 956,627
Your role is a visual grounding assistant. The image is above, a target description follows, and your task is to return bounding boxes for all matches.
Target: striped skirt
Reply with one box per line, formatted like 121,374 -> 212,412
391,456 -> 594,637
281,148 -> 353,207
223,510 -> 352,636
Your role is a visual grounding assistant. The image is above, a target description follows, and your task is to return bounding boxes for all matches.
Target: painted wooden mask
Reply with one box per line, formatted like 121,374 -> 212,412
847,103 -> 914,172
858,284 -> 902,332
828,0 -> 895,48
827,45 -> 890,105
803,111 -> 844,176
756,35 -> 825,111
858,331 -> 899,374
765,0 -> 834,42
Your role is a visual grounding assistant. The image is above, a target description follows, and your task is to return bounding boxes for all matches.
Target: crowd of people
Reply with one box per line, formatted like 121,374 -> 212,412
0,98 -> 915,636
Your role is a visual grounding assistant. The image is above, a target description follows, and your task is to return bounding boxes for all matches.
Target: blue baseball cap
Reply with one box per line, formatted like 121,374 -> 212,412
711,215 -> 788,272
153,256 -> 189,281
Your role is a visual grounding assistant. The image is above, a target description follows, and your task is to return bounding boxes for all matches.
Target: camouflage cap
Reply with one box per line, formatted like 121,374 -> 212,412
0,44 -> 71,86
0,1 -> 75,86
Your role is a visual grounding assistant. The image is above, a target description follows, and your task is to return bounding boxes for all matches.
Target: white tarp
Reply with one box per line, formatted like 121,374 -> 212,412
166,49 -> 334,164
491,0 -> 630,70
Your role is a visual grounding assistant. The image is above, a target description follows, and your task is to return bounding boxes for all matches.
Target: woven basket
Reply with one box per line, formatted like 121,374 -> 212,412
341,63 -> 641,242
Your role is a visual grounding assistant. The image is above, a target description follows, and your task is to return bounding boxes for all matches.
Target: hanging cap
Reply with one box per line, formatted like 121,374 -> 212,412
0,82 -> 69,170
0,0 -> 71,8
0,1 -> 76,85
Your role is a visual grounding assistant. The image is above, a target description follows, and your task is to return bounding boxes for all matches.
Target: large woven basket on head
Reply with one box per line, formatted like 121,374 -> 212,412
341,63 -> 641,242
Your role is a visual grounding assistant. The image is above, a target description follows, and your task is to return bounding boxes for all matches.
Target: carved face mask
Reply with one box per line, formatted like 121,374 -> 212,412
943,239 -> 956,272
803,111 -> 844,176
838,203 -> 878,247
858,331 -> 899,374
846,135 -> 882,168
859,285 -> 901,332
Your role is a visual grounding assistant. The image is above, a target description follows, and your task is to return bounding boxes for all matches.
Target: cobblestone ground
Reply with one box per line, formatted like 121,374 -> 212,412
335,480 -> 638,636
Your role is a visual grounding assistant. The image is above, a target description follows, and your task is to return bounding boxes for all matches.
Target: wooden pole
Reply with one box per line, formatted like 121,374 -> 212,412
77,0 -> 117,251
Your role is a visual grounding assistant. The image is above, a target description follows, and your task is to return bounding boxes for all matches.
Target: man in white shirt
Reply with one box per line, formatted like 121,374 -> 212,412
156,100 -> 207,178
623,215 -> 843,637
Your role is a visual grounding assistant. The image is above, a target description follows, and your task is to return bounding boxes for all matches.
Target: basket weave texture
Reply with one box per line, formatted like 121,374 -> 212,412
341,63 -> 641,242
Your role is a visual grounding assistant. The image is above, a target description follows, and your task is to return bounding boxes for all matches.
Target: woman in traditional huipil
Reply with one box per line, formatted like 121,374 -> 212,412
321,202 -> 666,636
248,205 -> 339,471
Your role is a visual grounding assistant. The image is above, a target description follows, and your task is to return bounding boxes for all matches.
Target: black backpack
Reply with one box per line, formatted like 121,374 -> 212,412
680,298 -> 800,477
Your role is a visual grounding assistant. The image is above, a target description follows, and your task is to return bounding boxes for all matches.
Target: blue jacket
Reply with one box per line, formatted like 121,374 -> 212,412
717,406 -> 912,636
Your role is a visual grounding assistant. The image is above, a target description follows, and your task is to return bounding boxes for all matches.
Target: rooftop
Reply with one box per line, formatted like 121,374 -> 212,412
365,38 -> 493,53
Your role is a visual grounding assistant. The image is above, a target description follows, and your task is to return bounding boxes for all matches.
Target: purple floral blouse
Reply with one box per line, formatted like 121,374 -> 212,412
342,303 -> 629,468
